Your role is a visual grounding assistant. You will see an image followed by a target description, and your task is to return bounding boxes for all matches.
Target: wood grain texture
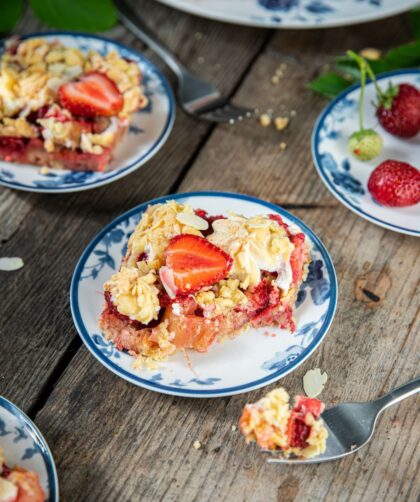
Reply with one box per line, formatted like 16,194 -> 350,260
1,2 -> 419,501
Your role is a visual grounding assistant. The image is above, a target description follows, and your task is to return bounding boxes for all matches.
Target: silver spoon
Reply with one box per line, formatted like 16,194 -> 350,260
266,377 -> 419,464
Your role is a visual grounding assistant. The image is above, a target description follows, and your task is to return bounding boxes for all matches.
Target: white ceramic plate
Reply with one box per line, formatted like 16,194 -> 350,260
312,69 -> 420,236
0,32 -> 175,193
71,192 -> 337,397
0,396 -> 58,501
155,0 -> 418,28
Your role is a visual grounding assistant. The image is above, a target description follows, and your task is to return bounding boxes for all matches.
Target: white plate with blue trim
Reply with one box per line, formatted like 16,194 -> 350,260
0,32 -> 175,193
71,192 -> 337,398
312,69 -> 420,237
0,396 -> 59,501
155,0 -> 418,28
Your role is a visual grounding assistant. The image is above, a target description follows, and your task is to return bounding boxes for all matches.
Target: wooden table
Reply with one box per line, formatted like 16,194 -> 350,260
1,1 -> 419,500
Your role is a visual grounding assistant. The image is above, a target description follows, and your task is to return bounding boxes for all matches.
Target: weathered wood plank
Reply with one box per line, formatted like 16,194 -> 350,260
32,11 -> 419,502
34,206 -> 419,502
0,0 -> 270,412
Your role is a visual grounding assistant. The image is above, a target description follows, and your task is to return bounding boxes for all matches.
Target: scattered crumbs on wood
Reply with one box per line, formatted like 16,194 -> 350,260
274,116 -> 289,131
290,110 -> 297,117
197,56 -> 205,64
279,142 -> 287,151
350,443 -> 357,451
231,425 -> 237,432
359,47 -> 382,60
391,417 -> 401,429
259,114 -> 271,127
194,32 -> 203,41
193,440 -> 202,450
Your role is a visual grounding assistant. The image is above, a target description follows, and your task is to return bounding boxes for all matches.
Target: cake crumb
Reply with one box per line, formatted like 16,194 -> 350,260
197,56 -> 205,64
39,166 -> 50,175
279,142 -> 287,151
280,63 -> 287,71
259,114 -> 272,127
360,47 -> 381,60
274,116 -> 289,131
193,440 -> 202,450
290,110 -> 297,117
271,75 -> 280,85
231,425 -> 237,432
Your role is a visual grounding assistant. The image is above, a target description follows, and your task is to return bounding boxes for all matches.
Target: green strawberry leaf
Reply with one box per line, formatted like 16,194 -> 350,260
409,7 -> 420,39
380,40 -> 420,70
0,0 -> 23,34
29,0 -> 117,32
308,72 -> 354,98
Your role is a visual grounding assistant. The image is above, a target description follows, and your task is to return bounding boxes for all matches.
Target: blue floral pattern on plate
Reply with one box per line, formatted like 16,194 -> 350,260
71,192 -> 337,397
312,70 -> 420,236
0,32 -> 174,193
0,397 -> 59,501
156,0 -> 416,28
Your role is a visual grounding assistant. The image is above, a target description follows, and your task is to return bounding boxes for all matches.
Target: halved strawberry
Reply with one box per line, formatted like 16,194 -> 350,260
58,72 -> 123,118
161,234 -> 232,296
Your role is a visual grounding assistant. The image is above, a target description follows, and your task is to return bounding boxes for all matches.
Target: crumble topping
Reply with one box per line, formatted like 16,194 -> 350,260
104,267 -> 160,324
242,388 -> 291,449
0,38 -> 145,154
195,278 -> 248,317
208,214 -> 295,290
126,201 -> 204,268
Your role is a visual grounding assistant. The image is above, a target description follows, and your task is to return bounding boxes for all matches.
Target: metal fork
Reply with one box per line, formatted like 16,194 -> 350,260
266,377 -> 420,464
115,0 -> 255,123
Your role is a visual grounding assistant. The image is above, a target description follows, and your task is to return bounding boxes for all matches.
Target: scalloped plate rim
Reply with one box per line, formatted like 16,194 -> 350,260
312,68 -> 420,237
0,396 -> 59,502
70,191 -> 338,398
154,0 -> 418,29
0,31 -> 175,194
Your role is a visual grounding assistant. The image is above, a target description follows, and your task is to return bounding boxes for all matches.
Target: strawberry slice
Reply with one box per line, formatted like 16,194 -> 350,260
161,234 -> 232,296
58,72 -> 123,118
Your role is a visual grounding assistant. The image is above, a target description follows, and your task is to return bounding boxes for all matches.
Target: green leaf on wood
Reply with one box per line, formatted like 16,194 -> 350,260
308,72 -> 354,98
29,0 -> 117,32
0,0 -> 23,34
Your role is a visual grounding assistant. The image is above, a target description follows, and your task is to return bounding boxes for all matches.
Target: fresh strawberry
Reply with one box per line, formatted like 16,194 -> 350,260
367,160 -> 420,207
293,396 -> 324,420
376,83 -> 420,138
160,234 -> 232,296
58,72 -> 123,118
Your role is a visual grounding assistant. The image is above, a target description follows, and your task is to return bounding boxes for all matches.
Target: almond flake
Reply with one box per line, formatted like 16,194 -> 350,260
303,368 -> 328,398
176,212 -> 209,231
0,257 -> 24,271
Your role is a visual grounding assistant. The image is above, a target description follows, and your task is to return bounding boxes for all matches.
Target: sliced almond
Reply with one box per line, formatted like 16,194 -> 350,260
176,212 -> 209,231
0,257 -> 24,271
303,368 -> 328,398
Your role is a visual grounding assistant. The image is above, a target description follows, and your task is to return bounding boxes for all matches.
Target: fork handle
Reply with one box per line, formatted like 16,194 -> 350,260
377,376 -> 420,412
115,0 -> 186,79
